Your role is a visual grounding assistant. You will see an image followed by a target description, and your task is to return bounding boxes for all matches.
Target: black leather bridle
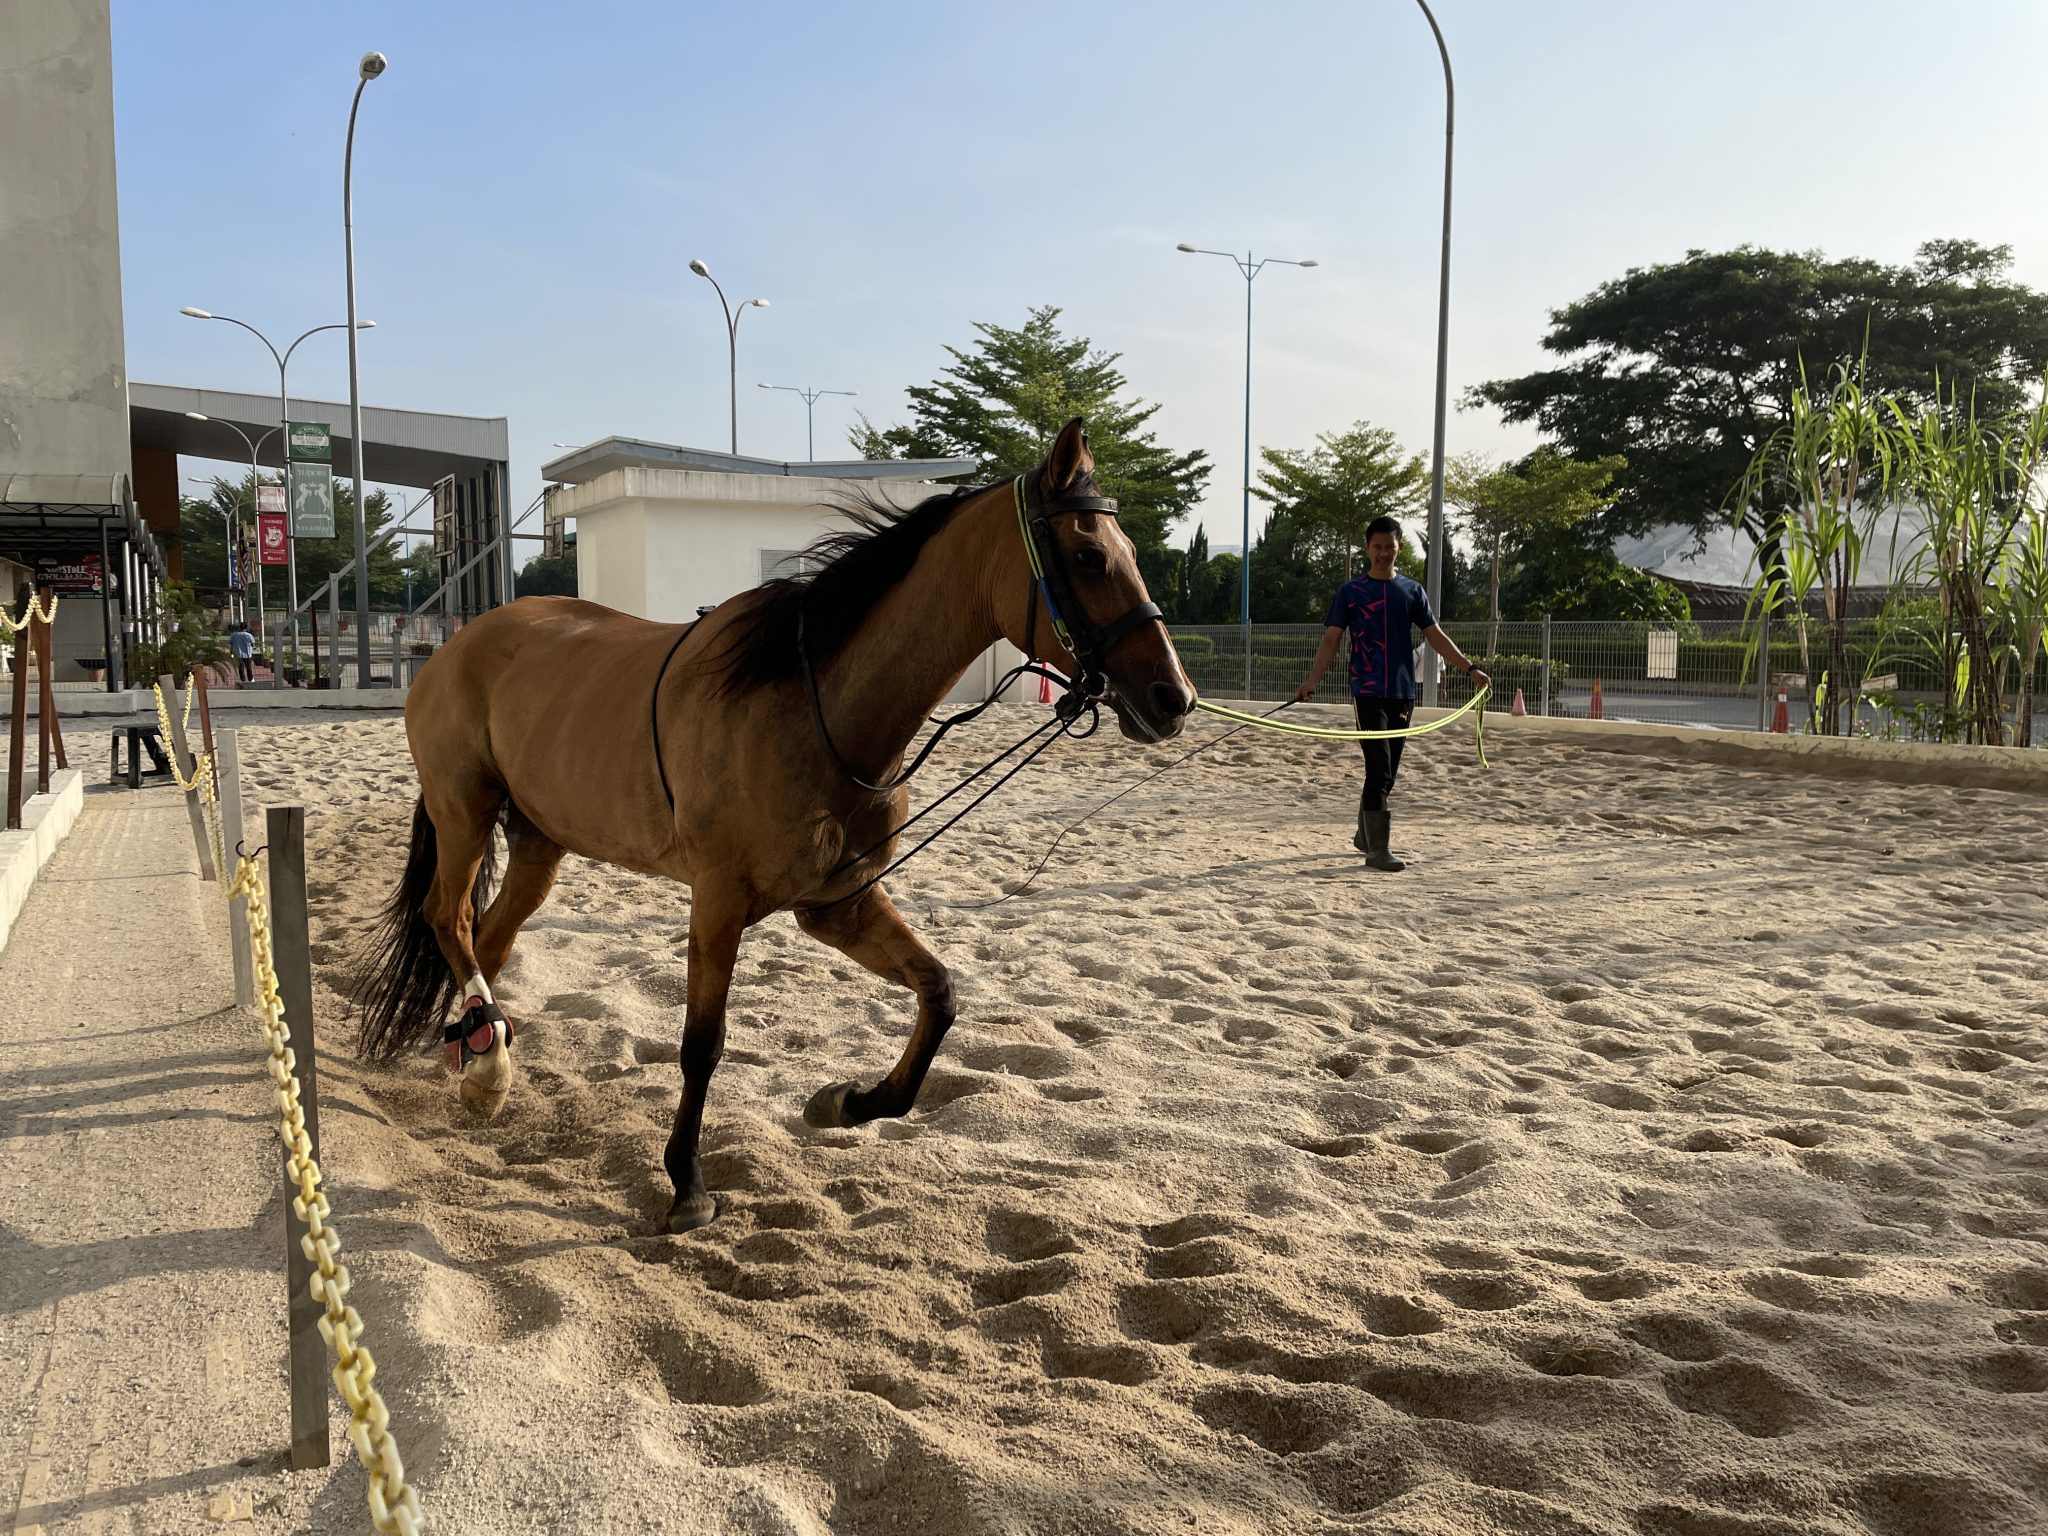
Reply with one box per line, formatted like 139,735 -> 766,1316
1012,471 -> 1163,711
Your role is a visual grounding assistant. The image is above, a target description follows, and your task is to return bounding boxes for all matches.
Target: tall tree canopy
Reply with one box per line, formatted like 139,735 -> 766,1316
1253,422 -> 1427,577
178,474 -> 407,606
1448,447 -> 1624,647
1469,241 -> 2048,550
850,306 -> 1209,576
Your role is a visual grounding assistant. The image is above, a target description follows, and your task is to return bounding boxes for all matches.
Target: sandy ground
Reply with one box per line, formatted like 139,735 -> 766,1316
8,708 -> 2047,1535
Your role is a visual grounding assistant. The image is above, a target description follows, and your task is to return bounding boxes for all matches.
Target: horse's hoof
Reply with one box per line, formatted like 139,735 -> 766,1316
665,1193 -> 718,1233
802,1080 -> 860,1129
458,1073 -> 509,1119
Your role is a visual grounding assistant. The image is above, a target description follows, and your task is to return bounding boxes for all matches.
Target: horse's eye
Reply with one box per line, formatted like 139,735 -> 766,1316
1073,546 -> 1108,574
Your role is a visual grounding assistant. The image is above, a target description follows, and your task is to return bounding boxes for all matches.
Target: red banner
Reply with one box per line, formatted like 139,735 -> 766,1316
258,511 -> 290,566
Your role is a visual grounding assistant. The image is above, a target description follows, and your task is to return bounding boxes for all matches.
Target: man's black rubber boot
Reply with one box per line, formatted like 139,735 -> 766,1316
1365,810 -> 1406,873
1352,797 -> 1372,855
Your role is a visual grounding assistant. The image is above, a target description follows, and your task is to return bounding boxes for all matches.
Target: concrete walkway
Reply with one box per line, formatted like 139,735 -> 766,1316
0,785 -> 327,1533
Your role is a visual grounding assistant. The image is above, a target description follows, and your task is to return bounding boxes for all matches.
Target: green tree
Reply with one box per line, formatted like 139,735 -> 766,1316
1470,242 -> 2048,556
178,474 -> 408,606
1498,522 -> 1690,624
850,306 -> 1210,584
1448,448 -> 1624,652
1247,508 -> 1346,623
1253,422 -> 1426,577
515,548 -> 578,598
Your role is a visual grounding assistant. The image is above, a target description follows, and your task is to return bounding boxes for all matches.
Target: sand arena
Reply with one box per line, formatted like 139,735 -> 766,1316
212,707 -> 2048,1535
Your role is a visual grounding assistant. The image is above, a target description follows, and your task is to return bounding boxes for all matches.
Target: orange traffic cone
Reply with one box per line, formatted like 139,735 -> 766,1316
1037,671 -> 1053,705
1590,679 -> 1604,720
1771,686 -> 1789,734
1510,687 -> 1527,717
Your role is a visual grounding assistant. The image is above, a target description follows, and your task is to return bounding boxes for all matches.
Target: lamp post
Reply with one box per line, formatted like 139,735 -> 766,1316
177,308 -> 375,688
757,383 -> 857,463
184,415 -> 275,641
1415,0 -> 1455,705
344,50 -> 386,687
689,259 -> 768,454
1175,243 -> 1319,699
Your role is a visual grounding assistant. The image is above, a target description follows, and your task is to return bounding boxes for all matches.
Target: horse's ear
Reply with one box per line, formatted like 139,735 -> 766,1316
1043,416 -> 1094,494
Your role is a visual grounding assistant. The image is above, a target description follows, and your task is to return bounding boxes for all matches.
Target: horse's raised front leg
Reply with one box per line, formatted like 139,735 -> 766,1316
662,882 -> 748,1234
794,887 -> 956,1130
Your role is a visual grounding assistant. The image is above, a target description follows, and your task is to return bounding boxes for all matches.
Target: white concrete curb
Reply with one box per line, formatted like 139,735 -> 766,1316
48,686 -> 410,716
0,768 -> 86,956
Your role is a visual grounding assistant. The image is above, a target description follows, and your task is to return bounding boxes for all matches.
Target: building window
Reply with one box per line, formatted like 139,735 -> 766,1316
760,549 -> 820,582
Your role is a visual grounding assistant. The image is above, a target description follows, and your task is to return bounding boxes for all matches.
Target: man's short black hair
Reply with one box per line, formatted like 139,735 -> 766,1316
1366,515 -> 1404,541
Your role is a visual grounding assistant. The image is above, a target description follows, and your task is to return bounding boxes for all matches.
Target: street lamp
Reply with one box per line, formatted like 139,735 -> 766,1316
344,49 -> 387,688
183,412 -> 276,638
689,259 -> 768,454
758,383 -> 857,463
178,308 -> 375,687
1176,243 -> 1319,699
1415,0 -> 1455,705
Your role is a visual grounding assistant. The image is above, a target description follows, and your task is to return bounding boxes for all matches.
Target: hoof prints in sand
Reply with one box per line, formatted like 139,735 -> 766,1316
237,716 -> 2048,1535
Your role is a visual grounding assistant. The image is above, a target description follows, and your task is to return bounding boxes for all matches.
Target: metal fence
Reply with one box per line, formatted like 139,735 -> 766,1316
1171,619 -> 2048,745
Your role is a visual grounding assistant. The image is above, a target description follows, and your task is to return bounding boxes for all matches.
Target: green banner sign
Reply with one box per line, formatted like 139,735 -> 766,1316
287,420 -> 332,462
288,461 -> 334,539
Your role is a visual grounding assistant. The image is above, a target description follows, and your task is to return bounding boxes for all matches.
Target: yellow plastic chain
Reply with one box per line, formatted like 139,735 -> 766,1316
1193,686 -> 1491,768
149,682 -> 211,794
229,853 -> 426,1536
0,591 -> 58,636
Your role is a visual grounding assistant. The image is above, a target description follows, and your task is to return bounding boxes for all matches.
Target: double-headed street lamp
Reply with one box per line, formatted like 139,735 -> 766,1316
344,50 -> 387,687
689,259 -> 769,454
758,383 -> 857,463
1176,243 -> 1319,699
177,308 -> 376,686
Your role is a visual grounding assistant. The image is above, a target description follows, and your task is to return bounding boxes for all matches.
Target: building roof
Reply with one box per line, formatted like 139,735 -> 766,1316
0,470 -> 164,576
130,382 -> 509,489
541,436 -> 976,487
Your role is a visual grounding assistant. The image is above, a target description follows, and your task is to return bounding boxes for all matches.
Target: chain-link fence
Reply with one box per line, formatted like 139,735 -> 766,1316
1171,619 -> 2048,746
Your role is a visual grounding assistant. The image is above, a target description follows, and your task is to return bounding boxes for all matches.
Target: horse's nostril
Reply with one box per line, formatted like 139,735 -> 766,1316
1149,679 -> 1196,719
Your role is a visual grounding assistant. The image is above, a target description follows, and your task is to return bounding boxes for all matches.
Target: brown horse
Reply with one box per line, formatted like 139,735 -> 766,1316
357,419 -> 1194,1231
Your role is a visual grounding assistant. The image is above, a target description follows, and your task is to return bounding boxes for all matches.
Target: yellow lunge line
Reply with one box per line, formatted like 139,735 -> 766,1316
230,854 -> 426,1536
1192,687 -> 1491,767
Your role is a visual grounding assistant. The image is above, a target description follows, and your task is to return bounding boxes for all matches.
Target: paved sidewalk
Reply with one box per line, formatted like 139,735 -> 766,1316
0,785 -> 329,1533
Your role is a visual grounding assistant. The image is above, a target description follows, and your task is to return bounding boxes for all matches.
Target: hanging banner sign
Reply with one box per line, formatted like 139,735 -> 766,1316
35,555 -> 103,592
256,483 -> 286,515
258,512 -> 290,566
289,460 -> 335,539
286,420 -> 332,462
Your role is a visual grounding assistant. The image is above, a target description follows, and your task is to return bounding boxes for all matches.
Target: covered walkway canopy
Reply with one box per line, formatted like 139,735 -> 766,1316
0,470 -> 164,691
130,382 -> 514,615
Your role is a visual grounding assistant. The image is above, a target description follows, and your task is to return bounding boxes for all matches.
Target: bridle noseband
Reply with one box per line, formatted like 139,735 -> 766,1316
1013,472 -> 1163,712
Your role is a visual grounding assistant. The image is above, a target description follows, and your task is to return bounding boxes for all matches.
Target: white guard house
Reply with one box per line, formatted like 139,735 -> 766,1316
540,439 -> 1033,705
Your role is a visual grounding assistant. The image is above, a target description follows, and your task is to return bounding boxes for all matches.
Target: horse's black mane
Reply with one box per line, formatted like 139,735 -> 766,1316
712,480 -> 987,695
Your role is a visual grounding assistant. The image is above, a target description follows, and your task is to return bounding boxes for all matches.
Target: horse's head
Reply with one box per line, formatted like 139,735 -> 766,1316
1001,417 -> 1195,742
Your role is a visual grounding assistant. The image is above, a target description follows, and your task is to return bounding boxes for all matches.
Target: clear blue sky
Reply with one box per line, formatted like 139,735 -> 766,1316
111,0 -> 2048,552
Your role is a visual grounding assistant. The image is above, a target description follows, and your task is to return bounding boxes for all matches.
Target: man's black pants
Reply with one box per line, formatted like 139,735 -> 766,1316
1353,695 -> 1414,812
235,656 -> 254,683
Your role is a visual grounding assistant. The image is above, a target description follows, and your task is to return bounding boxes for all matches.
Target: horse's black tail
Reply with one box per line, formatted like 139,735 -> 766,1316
356,797 -> 499,1058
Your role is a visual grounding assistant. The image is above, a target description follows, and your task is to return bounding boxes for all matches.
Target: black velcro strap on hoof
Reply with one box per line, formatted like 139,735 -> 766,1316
442,998 -> 508,1070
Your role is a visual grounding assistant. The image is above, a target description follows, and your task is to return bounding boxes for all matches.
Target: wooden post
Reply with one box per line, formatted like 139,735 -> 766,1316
33,586 -> 65,785
156,672 -> 216,881
266,805 -> 330,1470
7,597 -> 27,831
194,667 -> 216,761
218,730 -> 256,1007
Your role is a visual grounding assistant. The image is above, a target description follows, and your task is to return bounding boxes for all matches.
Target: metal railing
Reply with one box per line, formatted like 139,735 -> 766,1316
1170,618 -> 2048,745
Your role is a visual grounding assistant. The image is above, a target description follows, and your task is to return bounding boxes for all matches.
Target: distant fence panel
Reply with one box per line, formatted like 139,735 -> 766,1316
1167,617 -> 2048,744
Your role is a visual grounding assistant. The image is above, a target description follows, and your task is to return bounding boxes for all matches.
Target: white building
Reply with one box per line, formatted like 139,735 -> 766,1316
541,438 -> 1030,703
